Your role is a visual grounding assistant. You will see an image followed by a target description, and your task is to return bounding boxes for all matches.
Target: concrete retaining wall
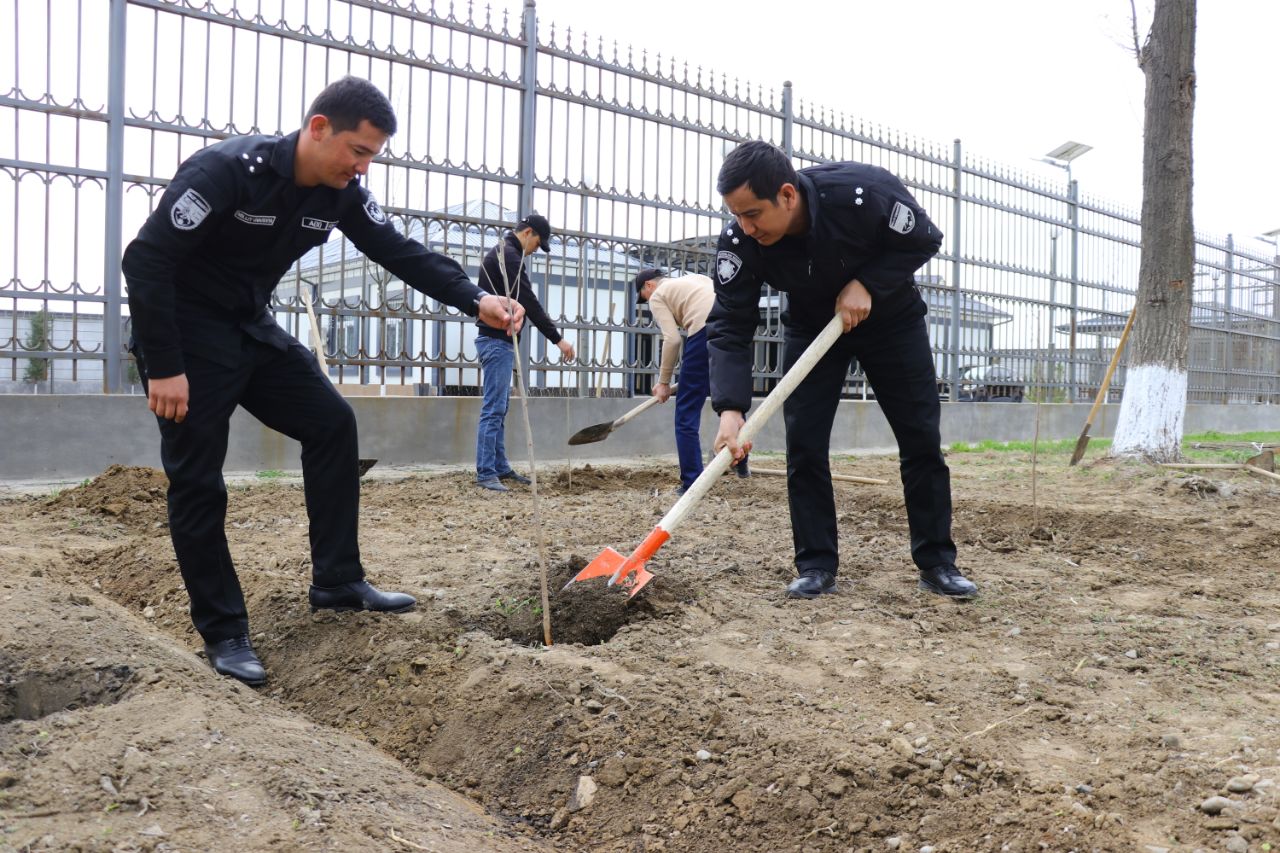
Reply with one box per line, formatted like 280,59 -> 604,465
2,394 -> 1277,481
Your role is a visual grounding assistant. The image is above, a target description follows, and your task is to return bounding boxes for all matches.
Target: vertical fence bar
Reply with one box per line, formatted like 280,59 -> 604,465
1067,178 -> 1080,401
948,139 -> 962,402
102,0 -> 127,393
518,0 -> 537,219
1049,232 -> 1059,394
781,81 -> 793,157
780,81 -> 793,337
1223,233 -> 1234,401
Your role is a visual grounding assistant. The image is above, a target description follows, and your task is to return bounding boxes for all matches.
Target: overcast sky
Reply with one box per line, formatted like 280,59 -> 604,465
531,0 -> 1279,251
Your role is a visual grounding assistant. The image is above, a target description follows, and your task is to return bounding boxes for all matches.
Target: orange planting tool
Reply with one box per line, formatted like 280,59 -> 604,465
565,314 -> 846,598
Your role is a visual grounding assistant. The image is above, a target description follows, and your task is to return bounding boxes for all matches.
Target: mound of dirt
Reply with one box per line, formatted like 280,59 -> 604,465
41,464 -> 168,528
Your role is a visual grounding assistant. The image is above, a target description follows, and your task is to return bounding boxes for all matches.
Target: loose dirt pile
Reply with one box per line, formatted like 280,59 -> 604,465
2,454 -> 1279,852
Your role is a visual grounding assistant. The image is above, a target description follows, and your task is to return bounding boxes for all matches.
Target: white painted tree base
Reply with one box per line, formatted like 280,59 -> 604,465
1110,364 -> 1187,461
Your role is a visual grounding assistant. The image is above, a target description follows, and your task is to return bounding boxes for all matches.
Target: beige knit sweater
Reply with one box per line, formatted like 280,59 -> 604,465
647,273 -> 715,384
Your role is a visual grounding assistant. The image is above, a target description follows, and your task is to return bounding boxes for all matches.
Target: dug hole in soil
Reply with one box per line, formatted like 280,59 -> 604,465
2,455 -> 1279,852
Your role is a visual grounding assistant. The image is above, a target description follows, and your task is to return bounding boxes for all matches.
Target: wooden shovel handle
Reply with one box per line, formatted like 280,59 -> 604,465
657,314 -> 845,535
302,293 -> 330,374
1082,303 -> 1137,428
611,382 -> 678,429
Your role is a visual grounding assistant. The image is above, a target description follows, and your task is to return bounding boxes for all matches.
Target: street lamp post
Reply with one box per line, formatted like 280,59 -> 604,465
1040,141 -> 1092,400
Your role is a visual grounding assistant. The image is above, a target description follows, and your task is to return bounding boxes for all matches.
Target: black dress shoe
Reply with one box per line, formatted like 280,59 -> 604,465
735,458 -> 751,478
786,570 -> 837,599
918,565 -> 979,599
204,635 -> 266,686
309,580 -> 416,614
498,470 -> 532,485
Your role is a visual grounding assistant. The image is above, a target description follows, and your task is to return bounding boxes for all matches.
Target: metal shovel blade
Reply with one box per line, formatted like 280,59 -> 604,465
358,458 -> 378,477
567,420 -> 616,446
567,390 -> 671,446
563,543 -> 657,599
1067,426 -> 1092,467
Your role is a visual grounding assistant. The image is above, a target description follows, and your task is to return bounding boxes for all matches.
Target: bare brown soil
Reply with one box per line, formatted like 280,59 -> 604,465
3,453 -> 1279,852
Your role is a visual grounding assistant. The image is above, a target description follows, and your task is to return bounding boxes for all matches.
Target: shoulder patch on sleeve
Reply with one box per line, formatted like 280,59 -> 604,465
170,188 -> 212,231
716,250 -> 743,284
888,201 -> 916,234
364,194 -> 387,224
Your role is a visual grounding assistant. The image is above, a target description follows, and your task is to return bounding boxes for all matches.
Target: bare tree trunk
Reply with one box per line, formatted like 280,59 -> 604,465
1111,0 -> 1196,462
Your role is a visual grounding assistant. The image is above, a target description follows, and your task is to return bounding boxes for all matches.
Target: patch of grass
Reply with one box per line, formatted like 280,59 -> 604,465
949,438 -> 1105,455
1181,430 -> 1280,463
1184,429 -> 1280,444
493,596 -> 543,618
255,469 -> 287,479
945,431 -> 1280,464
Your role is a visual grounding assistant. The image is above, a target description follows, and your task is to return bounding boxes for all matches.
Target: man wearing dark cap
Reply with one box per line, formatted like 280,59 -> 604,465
473,215 -> 576,491
635,268 -> 749,494
708,140 -> 977,601
121,76 -> 525,686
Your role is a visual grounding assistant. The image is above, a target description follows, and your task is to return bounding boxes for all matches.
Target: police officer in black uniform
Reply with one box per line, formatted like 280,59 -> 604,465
708,140 -> 977,601
122,77 -> 524,685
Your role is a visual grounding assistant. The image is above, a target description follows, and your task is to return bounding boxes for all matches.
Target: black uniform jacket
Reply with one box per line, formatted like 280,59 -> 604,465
706,162 -> 943,414
122,131 -> 486,379
475,232 -> 562,345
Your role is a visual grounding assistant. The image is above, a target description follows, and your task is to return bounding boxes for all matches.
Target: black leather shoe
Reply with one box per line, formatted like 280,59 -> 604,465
918,565 -> 979,599
476,478 -> 509,492
309,580 -> 416,614
204,635 -> 266,686
786,570 -> 837,599
498,470 -> 532,485
735,458 -> 751,478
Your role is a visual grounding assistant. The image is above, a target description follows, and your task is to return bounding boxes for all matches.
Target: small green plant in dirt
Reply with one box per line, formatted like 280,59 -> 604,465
493,596 -> 542,617
255,469 -> 287,479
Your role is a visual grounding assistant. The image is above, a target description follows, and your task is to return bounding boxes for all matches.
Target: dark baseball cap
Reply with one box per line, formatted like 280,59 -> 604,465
634,268 -> 665,303
516,213 -> 552,252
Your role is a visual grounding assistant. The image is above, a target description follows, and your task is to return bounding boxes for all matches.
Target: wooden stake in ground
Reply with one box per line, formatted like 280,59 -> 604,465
1031,310 -> 1044,530
488,247 -> 553,647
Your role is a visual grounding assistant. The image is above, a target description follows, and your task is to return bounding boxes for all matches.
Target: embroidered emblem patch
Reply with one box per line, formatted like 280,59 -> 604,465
717,250 -> 742,284
301,217 -> 338,232
170,188 -> 211,231
888,201 -> 916,234
364,196 -> 387,224
234,210 -> 276,226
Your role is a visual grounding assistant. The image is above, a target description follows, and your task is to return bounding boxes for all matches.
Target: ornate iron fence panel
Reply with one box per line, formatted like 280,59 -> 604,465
2,0 -> 1277,404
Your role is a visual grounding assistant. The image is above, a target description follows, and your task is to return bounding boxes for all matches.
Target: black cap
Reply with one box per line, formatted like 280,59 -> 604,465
516,213 -> 552,253
634,268 -> 665,303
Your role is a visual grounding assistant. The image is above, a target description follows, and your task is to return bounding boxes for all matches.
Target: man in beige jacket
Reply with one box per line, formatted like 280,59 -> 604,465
635,268 -> 749,493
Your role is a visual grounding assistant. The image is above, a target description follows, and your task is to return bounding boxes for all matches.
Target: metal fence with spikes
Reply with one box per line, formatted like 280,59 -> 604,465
2,0 -> 1278,403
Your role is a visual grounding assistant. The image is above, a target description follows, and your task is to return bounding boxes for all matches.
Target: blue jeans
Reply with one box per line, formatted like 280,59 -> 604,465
475,335 -> 515,482
675,329 -> 710,490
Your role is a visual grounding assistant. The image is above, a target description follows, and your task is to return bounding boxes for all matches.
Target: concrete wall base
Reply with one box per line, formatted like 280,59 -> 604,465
2,394 -> 1277,481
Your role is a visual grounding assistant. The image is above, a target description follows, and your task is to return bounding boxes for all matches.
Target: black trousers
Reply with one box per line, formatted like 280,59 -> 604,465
139,336 -> 363,642
782,309 -> 956,576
